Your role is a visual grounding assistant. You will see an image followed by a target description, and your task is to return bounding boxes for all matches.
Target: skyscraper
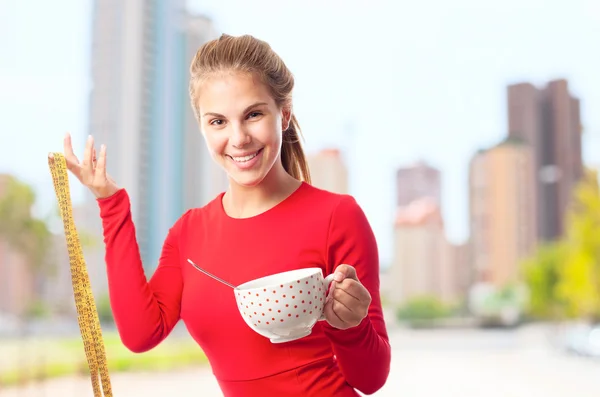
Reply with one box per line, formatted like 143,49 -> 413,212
468,138 -> 537,286
390,198 -> 446,305
507,79 -> 583,241
395,160 -> 441,208
86,1 -> 221,270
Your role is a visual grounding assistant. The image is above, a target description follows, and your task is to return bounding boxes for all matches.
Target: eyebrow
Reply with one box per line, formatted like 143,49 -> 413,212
202,102 -> 268,118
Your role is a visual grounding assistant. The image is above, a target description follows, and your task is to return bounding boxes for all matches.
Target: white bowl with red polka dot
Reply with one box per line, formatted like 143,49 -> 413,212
234,267 -> 335,343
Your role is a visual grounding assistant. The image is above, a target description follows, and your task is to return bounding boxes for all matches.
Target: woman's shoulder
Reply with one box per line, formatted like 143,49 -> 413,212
299,184 -> 375,248
172,192 -> 225,229
298,182 -> 362,214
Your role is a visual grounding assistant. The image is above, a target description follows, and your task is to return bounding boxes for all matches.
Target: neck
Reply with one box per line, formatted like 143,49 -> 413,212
223,161 -> 302,218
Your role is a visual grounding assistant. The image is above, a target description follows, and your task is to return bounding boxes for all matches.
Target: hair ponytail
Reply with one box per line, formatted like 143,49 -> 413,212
281,114 -> 311,184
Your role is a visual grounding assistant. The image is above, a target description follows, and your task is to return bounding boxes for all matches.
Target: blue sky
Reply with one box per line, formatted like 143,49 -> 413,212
1,0 -> 599,263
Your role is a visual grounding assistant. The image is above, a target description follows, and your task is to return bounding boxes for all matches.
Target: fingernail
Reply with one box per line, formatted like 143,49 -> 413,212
334,272 -> 344,282
88,134 -> 92,141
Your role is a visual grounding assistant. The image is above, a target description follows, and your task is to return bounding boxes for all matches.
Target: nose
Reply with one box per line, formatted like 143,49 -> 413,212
230,123 -> 251,148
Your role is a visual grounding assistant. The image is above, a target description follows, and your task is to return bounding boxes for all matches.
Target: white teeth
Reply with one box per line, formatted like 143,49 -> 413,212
232,151 -> 258,162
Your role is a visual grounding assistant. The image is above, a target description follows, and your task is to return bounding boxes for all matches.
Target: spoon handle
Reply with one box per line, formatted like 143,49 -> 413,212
187,259 -> 237,289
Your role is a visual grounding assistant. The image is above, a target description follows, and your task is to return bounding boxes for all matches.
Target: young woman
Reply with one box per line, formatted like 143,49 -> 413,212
61,33 -> 391,396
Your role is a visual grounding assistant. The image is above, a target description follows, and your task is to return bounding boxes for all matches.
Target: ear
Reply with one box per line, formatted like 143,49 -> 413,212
281,106 -> 292,131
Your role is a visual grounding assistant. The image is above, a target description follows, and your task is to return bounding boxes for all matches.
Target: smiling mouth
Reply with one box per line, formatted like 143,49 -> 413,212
228,148 -> 263,163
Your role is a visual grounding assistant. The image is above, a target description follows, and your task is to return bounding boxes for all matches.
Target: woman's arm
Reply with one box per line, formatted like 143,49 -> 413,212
322,195 -> 391,395
98,188 -> 189,353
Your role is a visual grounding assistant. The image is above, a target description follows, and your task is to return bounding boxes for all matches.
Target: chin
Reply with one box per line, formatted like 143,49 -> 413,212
224,165 -> 269,188
230,174 -> 267,188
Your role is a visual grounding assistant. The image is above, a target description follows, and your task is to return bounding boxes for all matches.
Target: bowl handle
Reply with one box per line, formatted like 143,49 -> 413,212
317,273 -> 336,321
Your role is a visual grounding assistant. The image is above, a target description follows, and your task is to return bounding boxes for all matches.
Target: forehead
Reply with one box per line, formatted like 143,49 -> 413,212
196,72 -> 275,115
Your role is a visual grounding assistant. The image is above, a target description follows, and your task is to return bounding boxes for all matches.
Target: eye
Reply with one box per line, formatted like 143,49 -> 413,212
209,119 -> 224,126
247,111 -> 262,119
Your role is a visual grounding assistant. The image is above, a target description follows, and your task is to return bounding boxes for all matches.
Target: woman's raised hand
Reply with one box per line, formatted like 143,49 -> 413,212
57,133 -> 120,199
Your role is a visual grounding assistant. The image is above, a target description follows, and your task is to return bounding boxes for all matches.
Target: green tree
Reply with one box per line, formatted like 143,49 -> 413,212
396,295 -> 453,322
0,174 -> 103,320
0,175 -> 54,318
557,169 -> 600,321
522,241 -> 567,319
0,175 -> 53,273
522,168 -> 600,322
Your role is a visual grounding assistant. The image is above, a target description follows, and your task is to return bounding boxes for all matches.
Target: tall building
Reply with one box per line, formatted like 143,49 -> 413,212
307,148 -> 348,194
87,0 -> 152,224
86,2 -> 221,270
389,198 -> 446,305
396,160 -> 441,208
388,198 -> 470,306
388,160 -> 470,306
443,242 -> 471,302
468,138 -> 537,287
507,79 -> 583,241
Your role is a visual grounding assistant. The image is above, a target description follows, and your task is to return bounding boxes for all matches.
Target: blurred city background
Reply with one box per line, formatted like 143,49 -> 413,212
1,0 -> 600,396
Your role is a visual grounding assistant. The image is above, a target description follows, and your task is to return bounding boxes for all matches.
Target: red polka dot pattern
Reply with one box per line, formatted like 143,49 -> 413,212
236,273 -> 331,329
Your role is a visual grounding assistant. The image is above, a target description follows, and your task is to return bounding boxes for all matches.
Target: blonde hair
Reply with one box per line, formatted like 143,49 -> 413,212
189,34 -> 311,184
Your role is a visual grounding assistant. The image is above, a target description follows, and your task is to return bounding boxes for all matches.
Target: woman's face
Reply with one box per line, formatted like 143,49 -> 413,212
196,72 -> 290,188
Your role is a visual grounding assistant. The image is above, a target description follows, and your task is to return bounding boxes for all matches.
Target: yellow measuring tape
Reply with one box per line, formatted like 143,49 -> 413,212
48,152 -> 113,397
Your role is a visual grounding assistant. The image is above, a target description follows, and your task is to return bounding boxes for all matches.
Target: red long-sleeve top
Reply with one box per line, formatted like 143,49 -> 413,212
98,181 -> 391,396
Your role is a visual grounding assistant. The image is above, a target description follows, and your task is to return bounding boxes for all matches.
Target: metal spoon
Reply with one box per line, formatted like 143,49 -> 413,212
187,258 -> 237,289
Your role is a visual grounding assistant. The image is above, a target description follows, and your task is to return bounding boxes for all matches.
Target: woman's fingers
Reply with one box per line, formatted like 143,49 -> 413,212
63,132 -> 81,174
60,134 -> 117,198
93,144 -> 107,186
81,135 -> 95,184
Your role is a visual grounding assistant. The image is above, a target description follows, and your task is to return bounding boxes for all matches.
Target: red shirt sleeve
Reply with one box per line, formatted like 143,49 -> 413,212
98,189 -> 187,353
322,195 -> 392,395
